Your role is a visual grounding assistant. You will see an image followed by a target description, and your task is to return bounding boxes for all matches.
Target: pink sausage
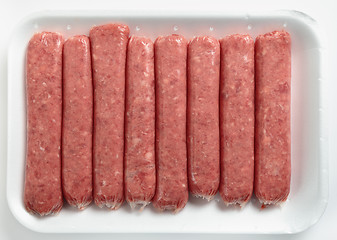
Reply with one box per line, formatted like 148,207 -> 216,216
24,32 -> 64,216
187,36 -> 220,200
254,31 -> 291,205
62,35 -> 93,210
219,34 -> 255,206
90,24 -> 129,210
124,36 -> 156,209
152,35 -> 188,213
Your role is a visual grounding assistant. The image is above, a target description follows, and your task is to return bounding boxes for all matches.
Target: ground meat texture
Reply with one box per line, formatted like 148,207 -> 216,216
62,35 -> 93,210
187,36 -> 220,200
24,32 -> 64,216
152,35 -> 188,213
219,34 -> 255,206
254,31 -> 291,205
124,36 -> 155,209
90,24 -> 129,210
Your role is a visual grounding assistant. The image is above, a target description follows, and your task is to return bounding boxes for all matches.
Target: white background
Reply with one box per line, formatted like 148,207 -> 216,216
1,0 -> 336,239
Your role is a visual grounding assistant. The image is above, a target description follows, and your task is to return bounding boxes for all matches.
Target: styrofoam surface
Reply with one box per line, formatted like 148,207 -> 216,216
7,10 -> 328,234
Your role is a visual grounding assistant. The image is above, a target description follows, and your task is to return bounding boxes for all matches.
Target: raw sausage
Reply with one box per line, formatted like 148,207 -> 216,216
187,36 -> 220,200
90,24 -> 129,209
219,34 -> 255,206
24,32 -> 64,216
125,36 -> 156,209
152,35 -> 188,213
62,35 -> 93,209
254,31 -> 291,205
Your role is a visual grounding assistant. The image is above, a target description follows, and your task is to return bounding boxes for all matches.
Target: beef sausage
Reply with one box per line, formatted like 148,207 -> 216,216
90,24 -> 129,209
62,35 -> 93,210
152,35 -> 188,213
125,36 -> 156,209
187,36 -> 220,200
24,32 -> 64,216
219,34 -> 255,206
254,31 -> 291,205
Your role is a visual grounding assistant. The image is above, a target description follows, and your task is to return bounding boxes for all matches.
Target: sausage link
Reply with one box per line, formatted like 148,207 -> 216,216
125,36 -> 156,209
24,32 -> 64,216
152,35 -> 188,213
219,34 -> 255,206
62,35 -> 93,209
90,24 -> 129,209
254,31 -> 291,205
187,36 -> 220,200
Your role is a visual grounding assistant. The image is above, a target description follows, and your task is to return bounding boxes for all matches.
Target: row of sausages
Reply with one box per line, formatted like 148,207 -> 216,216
24,23 -> 291,216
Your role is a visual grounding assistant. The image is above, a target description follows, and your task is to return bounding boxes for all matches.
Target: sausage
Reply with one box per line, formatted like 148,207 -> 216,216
62,35 -> 93,209
24,32 -> 64,216
254,31 -> 291,205
187,36 -> 220,200
219,34 -> 255,206
124,36 -> 156,209
152,35 -> 188,213
90,24 -> 129,209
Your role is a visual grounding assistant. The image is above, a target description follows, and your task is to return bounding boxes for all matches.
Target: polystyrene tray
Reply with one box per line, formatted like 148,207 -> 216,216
7,10 -> 328,234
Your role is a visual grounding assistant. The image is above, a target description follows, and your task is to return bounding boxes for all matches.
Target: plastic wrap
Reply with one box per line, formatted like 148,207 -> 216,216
124,36 -> 156,210
152,35 -> 188,213
24,32 -> 64,216
90,24 -> 129,210
62,35 -> 93,210
254,31 -> 291,205
187,36 -> 220,201
219,34 -> 255,207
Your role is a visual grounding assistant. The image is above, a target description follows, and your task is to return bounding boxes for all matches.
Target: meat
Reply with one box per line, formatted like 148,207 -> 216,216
124,36 -> 156,209
219,34 -> 255,206
90,24 -> 129,209
254,31 -> 291,205
62,35 -> 93,209
24,32 -> 64,216
152,35 -> 188,212
24,26 -> 291,215
187,36 -> 220,200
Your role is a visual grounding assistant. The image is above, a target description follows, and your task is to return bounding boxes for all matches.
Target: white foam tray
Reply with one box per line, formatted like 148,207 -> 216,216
7,10 -> 328,234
